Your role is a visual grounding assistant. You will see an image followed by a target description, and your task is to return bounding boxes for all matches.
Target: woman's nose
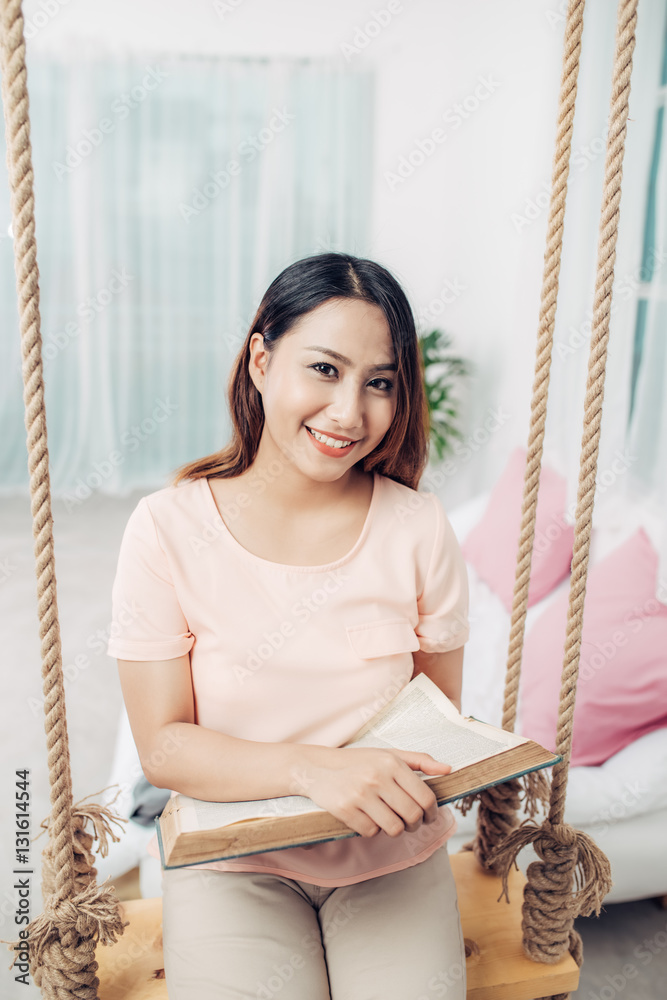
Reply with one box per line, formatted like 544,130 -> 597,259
327,382 -> 364,430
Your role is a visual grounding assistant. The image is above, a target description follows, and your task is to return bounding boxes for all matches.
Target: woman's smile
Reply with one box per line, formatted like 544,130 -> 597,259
305,425 -> 360,456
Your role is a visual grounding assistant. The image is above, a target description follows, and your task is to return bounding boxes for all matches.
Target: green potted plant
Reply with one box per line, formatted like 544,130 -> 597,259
418,328 -> 471,462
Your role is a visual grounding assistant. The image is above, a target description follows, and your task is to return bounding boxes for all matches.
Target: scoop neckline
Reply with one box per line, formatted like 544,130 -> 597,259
201,472 -> 380,572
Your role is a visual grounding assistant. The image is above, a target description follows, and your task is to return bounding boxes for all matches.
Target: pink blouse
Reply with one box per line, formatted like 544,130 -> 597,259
107,471 -> 469,886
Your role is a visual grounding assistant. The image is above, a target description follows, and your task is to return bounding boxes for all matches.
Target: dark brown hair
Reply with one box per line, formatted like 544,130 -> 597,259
170,251 -> 429,491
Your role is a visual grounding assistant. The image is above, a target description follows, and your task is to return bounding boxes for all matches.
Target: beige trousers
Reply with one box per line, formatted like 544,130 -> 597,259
161,843 -> 466,1000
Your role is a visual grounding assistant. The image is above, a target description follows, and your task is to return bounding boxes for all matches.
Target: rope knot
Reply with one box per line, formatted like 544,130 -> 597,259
23,878 -> 130,973
486,816 -> 612,965
2,789 -> 129,988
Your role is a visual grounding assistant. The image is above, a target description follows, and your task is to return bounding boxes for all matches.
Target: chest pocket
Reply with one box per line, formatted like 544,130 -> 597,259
345,618 -> 420,659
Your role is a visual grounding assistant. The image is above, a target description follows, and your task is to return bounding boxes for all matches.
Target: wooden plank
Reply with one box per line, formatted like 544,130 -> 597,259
96,898 -> 166,1000
452,850 -> 580,1000
97,853 -> 580,1000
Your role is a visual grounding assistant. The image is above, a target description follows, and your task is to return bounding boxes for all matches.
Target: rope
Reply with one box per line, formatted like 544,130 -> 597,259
471,0 -> 586,871
0,2 -> 128,994
490,0 -> 636,965
501,0 -> 586,736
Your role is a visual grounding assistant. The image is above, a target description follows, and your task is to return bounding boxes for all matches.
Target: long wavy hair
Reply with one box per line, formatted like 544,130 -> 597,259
170,252 -> 430,491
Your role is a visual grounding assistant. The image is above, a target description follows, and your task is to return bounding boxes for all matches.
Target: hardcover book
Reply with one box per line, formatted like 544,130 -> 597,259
156,673 -> 560,868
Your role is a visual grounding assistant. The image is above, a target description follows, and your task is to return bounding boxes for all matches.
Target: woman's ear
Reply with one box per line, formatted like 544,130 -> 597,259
248,332 -> 267,393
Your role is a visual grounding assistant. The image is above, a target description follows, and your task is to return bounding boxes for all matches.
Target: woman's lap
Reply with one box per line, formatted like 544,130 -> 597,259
161,845 -> 466,1000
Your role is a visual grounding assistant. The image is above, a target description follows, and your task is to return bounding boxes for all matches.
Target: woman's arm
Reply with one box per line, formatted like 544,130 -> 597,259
118,655 -> 453,837
117,654 -> 337,802
411,645 -> 464,712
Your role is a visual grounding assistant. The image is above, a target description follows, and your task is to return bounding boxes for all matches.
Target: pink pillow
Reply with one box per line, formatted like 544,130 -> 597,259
461,447 -> 574,611
518,528 -> 667,766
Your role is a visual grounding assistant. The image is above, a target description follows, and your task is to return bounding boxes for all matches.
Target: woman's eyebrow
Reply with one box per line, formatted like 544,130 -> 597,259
303,345 -> 397,372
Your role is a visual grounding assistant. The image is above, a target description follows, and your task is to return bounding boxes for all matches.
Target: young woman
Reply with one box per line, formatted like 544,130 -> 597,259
107,252 -> 470,1000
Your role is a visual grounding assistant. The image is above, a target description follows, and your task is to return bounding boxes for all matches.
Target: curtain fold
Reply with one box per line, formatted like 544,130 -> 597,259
627,9 -> 667,599
542,0 -> 667,601
0,53 -> 373,499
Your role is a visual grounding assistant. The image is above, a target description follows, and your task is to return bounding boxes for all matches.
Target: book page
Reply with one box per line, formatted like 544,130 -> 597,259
344,710 -> 510,771
343,675 -> 526,772
177,790 -> 326,834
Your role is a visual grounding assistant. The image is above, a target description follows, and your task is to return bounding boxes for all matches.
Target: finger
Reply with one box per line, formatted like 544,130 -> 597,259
394,751 -> 452,774
345,806 -> 381,838
393,768 -> 439,821
376,782 -> 431,835
362,796 -> 409,837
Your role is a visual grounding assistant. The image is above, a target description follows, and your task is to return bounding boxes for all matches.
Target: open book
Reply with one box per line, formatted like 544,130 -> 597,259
156,673 -> 560,868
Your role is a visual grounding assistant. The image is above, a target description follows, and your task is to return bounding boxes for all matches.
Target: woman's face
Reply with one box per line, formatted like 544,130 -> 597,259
248,297 -> 398,483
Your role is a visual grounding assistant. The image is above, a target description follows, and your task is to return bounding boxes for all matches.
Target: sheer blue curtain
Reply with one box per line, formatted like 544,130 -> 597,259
536,0 -> 667,598
627,10 -> 667,591
0,54 -> 373,499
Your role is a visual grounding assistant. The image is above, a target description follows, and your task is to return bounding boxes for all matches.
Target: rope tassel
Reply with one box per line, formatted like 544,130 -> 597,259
458,770 -> 551,872
489,818 -> 613,962
20,876 -> 129,978
1,793 -> 129,992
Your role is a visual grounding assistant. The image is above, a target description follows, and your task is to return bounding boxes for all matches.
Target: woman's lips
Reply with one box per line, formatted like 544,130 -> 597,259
305,426 -> 358,456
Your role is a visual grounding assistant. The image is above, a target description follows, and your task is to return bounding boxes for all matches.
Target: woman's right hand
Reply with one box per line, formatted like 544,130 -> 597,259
290,746 -> 452,838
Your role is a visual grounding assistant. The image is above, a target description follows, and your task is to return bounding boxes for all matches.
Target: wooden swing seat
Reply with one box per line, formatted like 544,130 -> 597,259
96,850 -> 580,1000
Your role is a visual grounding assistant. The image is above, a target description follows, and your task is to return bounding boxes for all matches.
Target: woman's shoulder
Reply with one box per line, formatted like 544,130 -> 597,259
124,477 -> 204,533
375,472 -> 445,539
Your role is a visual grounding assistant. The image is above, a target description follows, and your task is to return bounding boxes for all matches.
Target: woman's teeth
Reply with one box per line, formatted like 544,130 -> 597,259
307,427 -> 355,449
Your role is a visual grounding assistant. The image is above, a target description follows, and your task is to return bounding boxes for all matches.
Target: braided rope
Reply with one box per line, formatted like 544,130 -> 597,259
548,0 -> 637,825
491,0 -> 637,969
0,0 -> 75,907
0,2 -> 127,995
503,0 -> 585,735
472,0 -> 586,871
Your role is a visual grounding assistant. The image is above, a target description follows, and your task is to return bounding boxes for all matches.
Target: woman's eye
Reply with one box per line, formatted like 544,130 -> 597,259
370,377 -> 394,392
309,364 -> 393,392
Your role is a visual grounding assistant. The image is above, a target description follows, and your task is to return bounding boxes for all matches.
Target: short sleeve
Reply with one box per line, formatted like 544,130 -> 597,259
415,493 -> 470,653
106,497 -> 195,661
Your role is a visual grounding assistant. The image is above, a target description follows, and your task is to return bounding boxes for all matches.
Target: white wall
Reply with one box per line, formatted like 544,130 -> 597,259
21,0 -> 660,508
